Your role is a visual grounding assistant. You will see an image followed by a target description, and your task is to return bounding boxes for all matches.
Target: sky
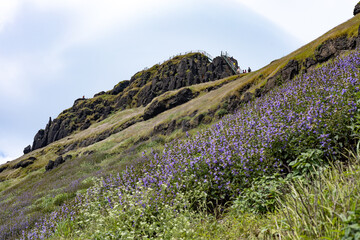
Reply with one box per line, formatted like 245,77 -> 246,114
0,0 -> 357,164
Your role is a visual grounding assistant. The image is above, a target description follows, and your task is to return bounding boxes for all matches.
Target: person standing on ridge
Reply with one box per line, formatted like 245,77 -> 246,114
237,67 -> 241,74
248,67 -> 252,73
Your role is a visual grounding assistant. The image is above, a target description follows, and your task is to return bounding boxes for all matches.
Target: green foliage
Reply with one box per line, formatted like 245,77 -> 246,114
216,108 -> 228,118
53,193 -> 75,206
342,209 -> 360,240
349,92 -> 360,139
232,174 -> 288,214
52,219 -> 75,239
62,177 -> 203,239
289,149 -> 325,176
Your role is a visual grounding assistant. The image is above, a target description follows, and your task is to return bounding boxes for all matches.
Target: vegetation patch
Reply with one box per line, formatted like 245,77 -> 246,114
18,50 -> 360,240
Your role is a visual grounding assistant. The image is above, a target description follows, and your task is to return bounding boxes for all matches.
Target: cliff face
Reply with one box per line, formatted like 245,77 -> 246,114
29,52 -> 238,152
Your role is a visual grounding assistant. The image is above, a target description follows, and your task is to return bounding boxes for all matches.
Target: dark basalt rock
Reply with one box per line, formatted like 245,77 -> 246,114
23,145 -> 31,155
109,80 -> 130,95
144,88 -> 194,120
0,166 -> 7,173
13,157 -> 36,169
281,60 -> 299,82
315,36 -> 356,63
305,57 -> 317,69
354,2 -> 360,15
45,160 -> 54,171
263,59 -> 300,93
54,156 -> 65,168
45,156 -> 66,171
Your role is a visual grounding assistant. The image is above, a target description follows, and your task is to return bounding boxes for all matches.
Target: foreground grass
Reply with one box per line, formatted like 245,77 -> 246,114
196,153 -> 360,239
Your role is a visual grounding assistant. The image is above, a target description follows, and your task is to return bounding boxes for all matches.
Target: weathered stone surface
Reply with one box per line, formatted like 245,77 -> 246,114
354,2 -> 360,15
109,80 -> 130,95
45,156 -> 65,172
143,88 -> 194,120
54,156 -> 64,168
23,145 -> 31,155
45,160 -> 54,171
305,57 -> 317,68
0,166 -> 7,173
13,157 -> 36,169
32,129 -> 46,150
281,60 -> 299,82
315,36 -> 356,62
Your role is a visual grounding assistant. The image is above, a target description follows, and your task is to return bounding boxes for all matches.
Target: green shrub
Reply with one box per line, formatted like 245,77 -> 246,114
216,108 -> 228,118
232,174 -> 288,214
289,149 -> 325,176
53,193 -> 75,206
342,209 -> 360,240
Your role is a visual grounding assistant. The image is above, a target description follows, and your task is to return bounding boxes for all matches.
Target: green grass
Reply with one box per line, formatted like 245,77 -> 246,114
193,154 -> 360,239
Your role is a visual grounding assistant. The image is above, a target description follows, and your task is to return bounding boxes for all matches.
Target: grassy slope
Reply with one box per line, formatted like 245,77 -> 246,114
1,13 -> 360,240
3,13 -> 360,181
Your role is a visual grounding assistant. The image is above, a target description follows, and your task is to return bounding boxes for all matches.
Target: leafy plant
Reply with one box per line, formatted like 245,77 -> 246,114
342,209 -> 360,240
289,149 -> 325,176
216,108 -> 228,117
232,174 -> 288,214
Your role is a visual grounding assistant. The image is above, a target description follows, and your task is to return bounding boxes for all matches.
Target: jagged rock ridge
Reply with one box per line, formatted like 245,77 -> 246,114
28,52 -> 238,152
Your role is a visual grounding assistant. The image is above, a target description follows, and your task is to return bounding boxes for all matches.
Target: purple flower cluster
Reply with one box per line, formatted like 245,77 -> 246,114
21,52 -> 360,239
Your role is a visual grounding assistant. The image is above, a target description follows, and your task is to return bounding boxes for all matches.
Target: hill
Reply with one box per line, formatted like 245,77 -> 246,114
1,10 -> 360,240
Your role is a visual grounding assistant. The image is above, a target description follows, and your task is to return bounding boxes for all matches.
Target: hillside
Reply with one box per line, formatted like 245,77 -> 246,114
1,10 -> 360,240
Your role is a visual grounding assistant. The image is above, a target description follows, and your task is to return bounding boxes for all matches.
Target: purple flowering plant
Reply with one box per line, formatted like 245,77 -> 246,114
20,51 -> 360,239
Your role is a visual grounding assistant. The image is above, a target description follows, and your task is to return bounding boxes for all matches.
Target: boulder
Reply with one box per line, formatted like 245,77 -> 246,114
32,129 -> 47,150
45,156 -> 65,172
54,156 -> 65,168
45,160 -> 54,171
23,145 -> 31,154
354,2 -> 360,15
13,157 -> 36,169
281,60 -> 299,82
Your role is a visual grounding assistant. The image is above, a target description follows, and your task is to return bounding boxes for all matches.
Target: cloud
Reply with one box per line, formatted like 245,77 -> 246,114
0,0 -> 21,32
0,58 -> 25,100
23,0 -> 190,49
235,0 -> 355,43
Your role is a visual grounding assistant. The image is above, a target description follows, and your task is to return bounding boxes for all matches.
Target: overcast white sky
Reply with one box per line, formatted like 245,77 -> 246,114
0,0 -> 357,164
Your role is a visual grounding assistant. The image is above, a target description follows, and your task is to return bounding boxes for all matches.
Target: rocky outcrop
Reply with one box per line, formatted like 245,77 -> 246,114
118,54 -> 237,108
354,2 -> 360,15
264,59 -> 300,92
13,157 -> 36,169
32,97 -> 114,151
314,35 -> 356,63
108,80 -> 130,95
0,166 -> 7,173
30,52 -> 238,152
143,88 -> 195,120
23,145 -> 31,155
45,155 -> 71,172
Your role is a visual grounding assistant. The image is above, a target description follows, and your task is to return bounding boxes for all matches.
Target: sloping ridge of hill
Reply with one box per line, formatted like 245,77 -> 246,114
1,10 -> 360,240
29,52 -> 238,152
